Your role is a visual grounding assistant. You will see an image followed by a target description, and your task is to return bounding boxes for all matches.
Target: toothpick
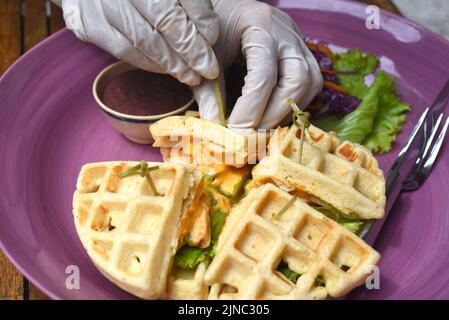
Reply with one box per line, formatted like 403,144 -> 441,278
273,196 -> 296,220
288,98 -> 310,164
214,79 -> 226,127
118,161 -> 160,196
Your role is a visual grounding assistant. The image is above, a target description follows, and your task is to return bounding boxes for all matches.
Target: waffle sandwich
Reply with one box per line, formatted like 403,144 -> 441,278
150,116 -> 267,167
72,161 -> 203,299
205,184 -> 380,299
73,117 -> 385,300
252,125 -> 386,220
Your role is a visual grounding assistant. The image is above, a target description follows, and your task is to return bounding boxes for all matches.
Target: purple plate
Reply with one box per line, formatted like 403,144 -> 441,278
1,0 -> 449,300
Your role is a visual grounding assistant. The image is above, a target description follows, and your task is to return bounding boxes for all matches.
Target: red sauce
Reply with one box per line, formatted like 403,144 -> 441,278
102,70 -> 193,116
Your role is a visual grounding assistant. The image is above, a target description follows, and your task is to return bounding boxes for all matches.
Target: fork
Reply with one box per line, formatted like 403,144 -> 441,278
402,113 -> 449,191
360,108 -> 448,243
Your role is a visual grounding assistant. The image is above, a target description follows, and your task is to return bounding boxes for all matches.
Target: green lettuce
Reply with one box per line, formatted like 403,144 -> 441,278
314,276 -> 326,287
277,261 -> 300,284
334,79 -> 380,144
334,49 -> 379,99
277,265 -> 327,287
334,49 -> 379,76
362,73 -> 411,153
312,199 -> 364,234
173,246 -> 209,269
339,220 -> 365,235
313,49 -> 410,153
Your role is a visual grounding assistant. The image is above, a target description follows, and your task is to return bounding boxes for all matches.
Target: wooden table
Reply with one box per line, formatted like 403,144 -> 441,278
0,0 -> 65,300
0,0 -> 400,300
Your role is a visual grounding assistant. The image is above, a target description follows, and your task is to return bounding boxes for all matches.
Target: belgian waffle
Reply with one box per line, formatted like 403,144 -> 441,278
72,161 -> 198,299
252,125 -> 386,219
205,184 -> 380,300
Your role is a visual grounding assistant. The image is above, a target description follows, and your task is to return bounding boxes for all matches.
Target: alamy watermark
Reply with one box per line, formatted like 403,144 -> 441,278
366,5 -> 381,30
65,265 -> 80,290
365,265 -> 381,290
62,263 -> 380,293
165,128 -> 277,166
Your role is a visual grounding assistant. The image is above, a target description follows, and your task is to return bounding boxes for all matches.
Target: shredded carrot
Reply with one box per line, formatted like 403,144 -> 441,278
306,42 -> 318,51
316,44 -> 334,60
320,68 -> 337,75
306,42 -> 334,60
324,80 -> 348,94
307,101 -> 324,111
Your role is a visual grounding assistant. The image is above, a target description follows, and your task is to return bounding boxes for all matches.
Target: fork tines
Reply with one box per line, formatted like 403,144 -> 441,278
403,113 -> 449,191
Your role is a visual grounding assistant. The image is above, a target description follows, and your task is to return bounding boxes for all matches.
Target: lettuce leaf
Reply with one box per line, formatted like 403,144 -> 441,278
314,276 -> 326,287
314,68 -> 410,152
362,73 -> 411,153
338,220 -> 364,235
278,264 -> 300,284
173,246 -> 209,269
334,49 -> 379,75
334,49 -> 379,99
312,199 -> 364,234
334,79 -> 380,144
316,49 -> 381,143
315,49 -> 410,153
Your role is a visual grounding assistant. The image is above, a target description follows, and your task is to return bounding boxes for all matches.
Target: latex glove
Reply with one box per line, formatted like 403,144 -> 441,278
194,0 -> 323,129
60,0 -> 219,86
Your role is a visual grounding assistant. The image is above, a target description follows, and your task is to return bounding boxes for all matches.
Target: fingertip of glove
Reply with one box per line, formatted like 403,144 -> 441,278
227,126 -> 255,136
200,58 -> 220,80
205,18 -> 220,46
258,118 -> 280,130
179,72 -> 202,86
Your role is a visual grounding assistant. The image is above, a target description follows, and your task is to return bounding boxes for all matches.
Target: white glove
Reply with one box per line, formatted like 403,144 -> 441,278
61,0 -> 219,86
194,0 -> 323,129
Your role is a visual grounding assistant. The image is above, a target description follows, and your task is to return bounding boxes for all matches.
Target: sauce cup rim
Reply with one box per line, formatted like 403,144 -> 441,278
93,61 -> 194,121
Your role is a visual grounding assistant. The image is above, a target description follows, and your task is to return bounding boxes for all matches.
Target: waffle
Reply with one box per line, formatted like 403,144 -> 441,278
166,263 -> 209,300
204,184 -> 380,300
72,161 -> 199,299
252,125 -> 386,220
150,116 -> 267,167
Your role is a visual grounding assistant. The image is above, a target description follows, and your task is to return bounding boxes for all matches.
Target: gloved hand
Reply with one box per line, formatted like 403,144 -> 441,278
60,0 -> 219,86
194,0 -> 323,129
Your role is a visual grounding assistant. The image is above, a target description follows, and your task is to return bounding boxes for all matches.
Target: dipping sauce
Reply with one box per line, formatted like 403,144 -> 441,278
102,69 -> 193,116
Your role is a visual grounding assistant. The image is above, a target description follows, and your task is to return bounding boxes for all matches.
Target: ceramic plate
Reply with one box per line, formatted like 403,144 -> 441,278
1,0 -> 449,299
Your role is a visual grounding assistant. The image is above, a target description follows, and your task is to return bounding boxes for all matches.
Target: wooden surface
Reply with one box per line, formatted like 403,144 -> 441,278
0,0 -> 400,300
0,0 -> 65,300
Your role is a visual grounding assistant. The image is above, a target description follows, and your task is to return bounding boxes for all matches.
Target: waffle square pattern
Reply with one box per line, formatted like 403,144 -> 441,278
167,263 -> 209,300
205,184 -> 380,300
252,125 -> 386,219
72,161 -> 196,299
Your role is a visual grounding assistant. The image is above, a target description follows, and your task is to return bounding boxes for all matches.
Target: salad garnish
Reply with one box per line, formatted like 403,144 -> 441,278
307,42 -> 411,153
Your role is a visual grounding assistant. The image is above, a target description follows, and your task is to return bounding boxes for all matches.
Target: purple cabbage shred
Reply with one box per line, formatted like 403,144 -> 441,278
306,40 -> 360,119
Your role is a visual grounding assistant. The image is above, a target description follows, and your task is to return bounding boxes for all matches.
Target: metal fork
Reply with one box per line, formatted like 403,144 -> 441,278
360,108 -> 448,244
402,113 -> 449,191
361,78 -> 449,244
